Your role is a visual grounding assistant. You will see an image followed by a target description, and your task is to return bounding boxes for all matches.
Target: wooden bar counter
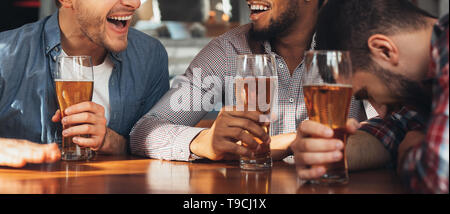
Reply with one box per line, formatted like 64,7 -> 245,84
0,155 -> 407,194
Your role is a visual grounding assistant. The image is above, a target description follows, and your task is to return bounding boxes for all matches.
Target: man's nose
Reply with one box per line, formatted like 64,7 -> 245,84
121,0 -> 141,10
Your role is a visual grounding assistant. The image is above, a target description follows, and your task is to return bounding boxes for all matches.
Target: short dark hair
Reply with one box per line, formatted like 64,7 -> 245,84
55,0 -> 61,7
315,0 -> 436,70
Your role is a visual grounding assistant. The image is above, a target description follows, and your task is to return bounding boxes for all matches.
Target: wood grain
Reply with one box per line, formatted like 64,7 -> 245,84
0,155 -> 407,194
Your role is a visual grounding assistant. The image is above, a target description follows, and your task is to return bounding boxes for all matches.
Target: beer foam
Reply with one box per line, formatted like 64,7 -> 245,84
54,79 -> 94,82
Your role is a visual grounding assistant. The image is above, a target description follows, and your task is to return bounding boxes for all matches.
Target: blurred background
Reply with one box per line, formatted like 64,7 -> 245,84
1,0 -> 447,80
0,0 -> 447,120
0,0 -> 448,80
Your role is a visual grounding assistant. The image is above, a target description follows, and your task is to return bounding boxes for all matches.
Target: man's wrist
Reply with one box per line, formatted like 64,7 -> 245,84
93,128 -> 127,155
189,129 -> 210,158
92,129 -> 107,152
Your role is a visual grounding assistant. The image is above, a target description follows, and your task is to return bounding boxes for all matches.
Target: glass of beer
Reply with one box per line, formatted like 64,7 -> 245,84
235,54 -> 278,170
302,50 -> 353,184
54,56 -> 94,161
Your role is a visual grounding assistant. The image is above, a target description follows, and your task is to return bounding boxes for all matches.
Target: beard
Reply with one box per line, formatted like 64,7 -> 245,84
74,2 -> 127,53
249,0 -> 299,41
372,64 -> 432,118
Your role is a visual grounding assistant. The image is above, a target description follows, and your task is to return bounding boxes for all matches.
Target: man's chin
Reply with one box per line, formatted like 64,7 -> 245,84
104,41 -> 128,53
249,25 -> 273,41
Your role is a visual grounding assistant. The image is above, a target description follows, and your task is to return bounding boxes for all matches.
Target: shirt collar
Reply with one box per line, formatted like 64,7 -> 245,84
44,11 -> 61,55
110,52 -> 122,62
262,33 -> 317,56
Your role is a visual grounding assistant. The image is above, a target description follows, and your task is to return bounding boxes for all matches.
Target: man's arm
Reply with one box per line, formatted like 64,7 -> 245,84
291,119 -> 393,179
130,38 -> 227,161
358,107 -> 426,164
398,18 -> 449,194
291,106 -> 422,175
0,138 -> 60,168
270,133 -> 296,161
399,114 -> 448,193
347,130 -> 391,172
95,128 -> 127,155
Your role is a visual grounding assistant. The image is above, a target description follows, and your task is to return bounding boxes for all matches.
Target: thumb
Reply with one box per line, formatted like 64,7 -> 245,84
51,110 -> 61,122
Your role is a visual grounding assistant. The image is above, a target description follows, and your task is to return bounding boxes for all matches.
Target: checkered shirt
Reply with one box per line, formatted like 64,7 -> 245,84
360,15 -> 449,194
130,24 -> 367,161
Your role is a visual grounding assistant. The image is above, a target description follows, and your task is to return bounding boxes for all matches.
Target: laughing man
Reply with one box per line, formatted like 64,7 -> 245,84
0,0 -> 169,167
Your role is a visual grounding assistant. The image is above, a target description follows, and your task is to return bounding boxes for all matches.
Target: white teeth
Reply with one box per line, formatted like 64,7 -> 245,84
108,15 -> 132,21
249,4 -> 269,11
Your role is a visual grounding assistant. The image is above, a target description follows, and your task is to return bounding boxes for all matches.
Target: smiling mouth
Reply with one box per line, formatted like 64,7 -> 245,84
248,1 -> 271,15
106,15 -> 132,29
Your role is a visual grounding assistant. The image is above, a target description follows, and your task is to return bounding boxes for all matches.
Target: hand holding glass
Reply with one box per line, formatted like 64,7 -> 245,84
54,56 -> 94,161
235,54 -> 278,170
302,51 -> 353,184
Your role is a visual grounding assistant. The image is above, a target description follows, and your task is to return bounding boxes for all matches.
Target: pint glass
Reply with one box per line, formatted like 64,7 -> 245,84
235,54 -> 278,170
54,56 -> 94,161
302,51 -> 353,184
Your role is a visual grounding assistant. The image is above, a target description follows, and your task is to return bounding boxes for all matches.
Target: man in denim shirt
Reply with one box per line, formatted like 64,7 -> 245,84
0,0 -> 169,167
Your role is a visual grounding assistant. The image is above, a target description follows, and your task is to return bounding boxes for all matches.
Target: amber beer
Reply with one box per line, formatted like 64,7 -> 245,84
235,77 -> 276,169
303,84 -> 353,183
55,80 -> 94,160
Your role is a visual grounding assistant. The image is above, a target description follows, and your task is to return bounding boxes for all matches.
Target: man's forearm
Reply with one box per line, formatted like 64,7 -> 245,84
270,133 -> 296,161
97,128 -> 127,155
346,130 -> 391,172
190,129 -> 216,160
190,131 -> 296,161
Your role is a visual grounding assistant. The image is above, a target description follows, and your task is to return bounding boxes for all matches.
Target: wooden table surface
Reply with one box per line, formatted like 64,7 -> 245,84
0,155 -> 407,194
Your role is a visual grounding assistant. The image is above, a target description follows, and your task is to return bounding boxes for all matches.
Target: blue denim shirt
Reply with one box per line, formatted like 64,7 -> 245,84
0,12 -> 170,144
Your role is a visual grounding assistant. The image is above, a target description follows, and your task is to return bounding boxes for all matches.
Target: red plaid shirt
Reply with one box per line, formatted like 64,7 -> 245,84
359,107 -> 426,162
360,15 -> 449,194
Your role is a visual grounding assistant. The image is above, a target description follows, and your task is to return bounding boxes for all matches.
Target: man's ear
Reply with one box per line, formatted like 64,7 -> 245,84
367,34 -> 400,66
59,0 -> 74,8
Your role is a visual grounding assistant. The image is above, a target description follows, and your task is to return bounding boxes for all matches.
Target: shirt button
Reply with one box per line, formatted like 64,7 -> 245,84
289,98 -> 295,103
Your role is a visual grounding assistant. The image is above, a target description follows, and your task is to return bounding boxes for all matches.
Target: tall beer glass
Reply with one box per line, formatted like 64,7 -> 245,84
235,54 -> 278,170
54,56 -> 94,161
302,51 -> 353,184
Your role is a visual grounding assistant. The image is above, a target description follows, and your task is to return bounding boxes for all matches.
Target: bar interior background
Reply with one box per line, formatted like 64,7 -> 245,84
1,0 -> 448,120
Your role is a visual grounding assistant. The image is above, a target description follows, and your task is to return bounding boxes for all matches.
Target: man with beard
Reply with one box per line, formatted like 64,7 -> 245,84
0,0 -> 169,167
130,0 -> 388,166
292,0 -> 448,193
